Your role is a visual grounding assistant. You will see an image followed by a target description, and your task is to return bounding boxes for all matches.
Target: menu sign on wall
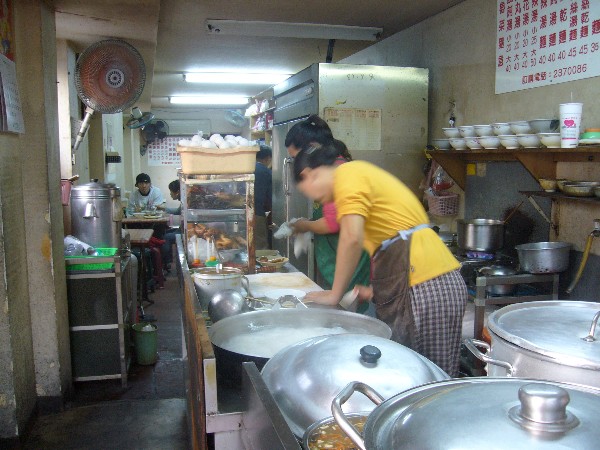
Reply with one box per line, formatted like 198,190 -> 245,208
496,0 -> 600,94
147,136 -> 182,166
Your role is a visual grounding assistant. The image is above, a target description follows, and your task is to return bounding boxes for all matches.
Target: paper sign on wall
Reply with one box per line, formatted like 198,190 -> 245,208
0,53 -> 24,133
496,0 -> 600,94
147,136 -> 182,166
323,107 -> 382,151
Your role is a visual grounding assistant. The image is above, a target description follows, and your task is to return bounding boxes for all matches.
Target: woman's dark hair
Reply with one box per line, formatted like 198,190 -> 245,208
293,144 -> 340,183
332,138 -> 352,161
285,114 -> 334,149
168,180 -> 180,193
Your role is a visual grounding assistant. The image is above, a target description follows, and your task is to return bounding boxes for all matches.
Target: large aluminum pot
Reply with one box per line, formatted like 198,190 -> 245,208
262,333 -> 448,438
464,301 -> 600,388
191,267 -> 250,308
457,219 -> 504,251
332,378 -> 600,450
209,309 -> 391,388
71,180 -> 122,249
515,241 -> 571,273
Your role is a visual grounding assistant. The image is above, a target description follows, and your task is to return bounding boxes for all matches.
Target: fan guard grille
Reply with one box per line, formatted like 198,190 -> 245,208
75,39 -> 146,114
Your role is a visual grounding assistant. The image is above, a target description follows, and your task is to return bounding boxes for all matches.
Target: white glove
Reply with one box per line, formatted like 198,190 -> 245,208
294,232 -> 312,258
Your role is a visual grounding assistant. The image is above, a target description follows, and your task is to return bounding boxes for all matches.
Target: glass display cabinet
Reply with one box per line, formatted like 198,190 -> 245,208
179,172 -> 256,274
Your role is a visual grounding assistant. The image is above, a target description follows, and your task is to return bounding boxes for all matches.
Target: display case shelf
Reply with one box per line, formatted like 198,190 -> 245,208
180,172 -> 256,274
427,146 -> 600,190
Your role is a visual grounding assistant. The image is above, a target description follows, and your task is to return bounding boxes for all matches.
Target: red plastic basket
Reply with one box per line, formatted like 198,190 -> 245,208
426,191 -> 459,216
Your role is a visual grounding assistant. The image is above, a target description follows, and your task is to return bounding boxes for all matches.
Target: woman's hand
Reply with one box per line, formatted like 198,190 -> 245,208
354,284 -> 374,302
303,290 -> 340,306
290,219 -> 311,234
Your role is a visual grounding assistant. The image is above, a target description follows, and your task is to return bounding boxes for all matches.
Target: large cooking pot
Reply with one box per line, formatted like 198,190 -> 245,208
191,267 -> 250,308
209,309 -> 391,388
261,333 -> 448,438
464,301 -> 600,388
332,378 -> 600,450
70,180 -> 122,249
515,241 -> 571,273
457,219 -> 504,252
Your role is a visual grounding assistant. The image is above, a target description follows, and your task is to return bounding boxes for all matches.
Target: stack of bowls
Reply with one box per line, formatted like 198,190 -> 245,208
509,121 -> 533,134
491,123 -> 512,135
442,128 -> 461,138
458,125 -> 476,137
449,138 -> 467,150
431,138 -> 451,150
538,133 -> 561,148
498,135 -> 519,149
465,136 -> 482,149
478,135 -> 501,149
516,134 -> 541,148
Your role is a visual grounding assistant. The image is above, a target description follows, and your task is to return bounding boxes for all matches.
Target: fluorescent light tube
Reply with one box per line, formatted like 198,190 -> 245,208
184,72 -> 290,85
206,19 -> 382,41
169,95 -> 249,105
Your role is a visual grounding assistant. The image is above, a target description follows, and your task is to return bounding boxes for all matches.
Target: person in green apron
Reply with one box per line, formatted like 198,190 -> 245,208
285,116 -> 371,313
293,142 -> 467,377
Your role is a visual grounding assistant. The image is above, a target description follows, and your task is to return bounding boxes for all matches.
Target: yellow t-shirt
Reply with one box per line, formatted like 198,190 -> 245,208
334,161 -> 460,286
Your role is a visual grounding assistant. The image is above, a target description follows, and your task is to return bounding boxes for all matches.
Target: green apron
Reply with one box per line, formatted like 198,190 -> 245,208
312,204 -> 371,313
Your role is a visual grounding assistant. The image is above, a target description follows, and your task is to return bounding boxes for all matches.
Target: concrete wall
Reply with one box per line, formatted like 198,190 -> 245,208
341,0 -> 600,299
0,0 -> 70,440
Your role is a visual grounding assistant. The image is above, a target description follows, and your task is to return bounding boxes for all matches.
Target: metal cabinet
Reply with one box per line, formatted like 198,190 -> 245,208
180,172 -> 256,274
65,254 -> 135,386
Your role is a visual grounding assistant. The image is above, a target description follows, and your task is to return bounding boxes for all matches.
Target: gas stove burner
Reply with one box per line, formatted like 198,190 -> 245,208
465,251 -> 495,260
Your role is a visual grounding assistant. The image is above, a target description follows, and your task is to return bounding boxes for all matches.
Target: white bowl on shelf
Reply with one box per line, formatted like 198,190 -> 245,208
442,128 -> 461,138
491,123 -> 512,135
465,137 -> 482,149
509,121 -> 533,134
449,138 -> 467,150
498,135 -> 520,149
529,119 -> 559,133
538,132 -> 561,148
473,125 -> 494,137
458,125 -> 476,137
517,133 -> 541,148
478,136 -> 501,149
431,138 -> 451,150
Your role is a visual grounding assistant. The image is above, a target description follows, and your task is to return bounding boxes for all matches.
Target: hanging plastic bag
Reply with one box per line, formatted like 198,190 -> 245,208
431,166 -> 454,192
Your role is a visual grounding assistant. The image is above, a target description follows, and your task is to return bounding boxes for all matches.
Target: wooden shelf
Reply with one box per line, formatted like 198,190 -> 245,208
250,106 -> 275,117
428,146 -> 600,190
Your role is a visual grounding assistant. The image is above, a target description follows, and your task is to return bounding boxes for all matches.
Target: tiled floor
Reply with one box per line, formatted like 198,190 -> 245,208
22,268 -> 189,449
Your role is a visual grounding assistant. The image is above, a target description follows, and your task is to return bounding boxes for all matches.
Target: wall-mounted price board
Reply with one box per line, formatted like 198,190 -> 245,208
496,0 -> 600,94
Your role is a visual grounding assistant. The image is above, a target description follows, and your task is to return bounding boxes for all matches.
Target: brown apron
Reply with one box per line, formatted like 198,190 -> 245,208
371,235 -> 417,347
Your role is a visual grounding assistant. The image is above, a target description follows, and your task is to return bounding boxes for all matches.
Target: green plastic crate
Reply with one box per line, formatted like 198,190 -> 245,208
66,247 -> 118,271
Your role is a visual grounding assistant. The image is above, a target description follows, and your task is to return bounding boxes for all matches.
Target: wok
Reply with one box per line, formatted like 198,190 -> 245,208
209,309 -> 391,388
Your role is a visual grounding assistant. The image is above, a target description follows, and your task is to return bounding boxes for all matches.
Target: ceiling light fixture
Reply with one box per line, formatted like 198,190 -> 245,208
205,19 -> 382,41
183,72 -> 291,85
169,95 -> 249,105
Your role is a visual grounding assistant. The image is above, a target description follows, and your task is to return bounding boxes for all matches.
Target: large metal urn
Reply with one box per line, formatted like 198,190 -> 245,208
71,180 -> 123,249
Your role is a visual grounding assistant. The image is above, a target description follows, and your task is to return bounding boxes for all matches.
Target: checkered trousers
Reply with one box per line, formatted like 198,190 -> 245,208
409,269 -> 467,377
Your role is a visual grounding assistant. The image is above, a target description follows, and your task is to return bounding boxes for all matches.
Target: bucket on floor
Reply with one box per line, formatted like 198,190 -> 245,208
132,323 -> 158,365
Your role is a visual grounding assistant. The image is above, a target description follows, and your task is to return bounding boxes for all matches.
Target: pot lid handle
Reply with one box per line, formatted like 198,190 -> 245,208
360,345 -> 382,364
508,383 -> 580,433
582,310 -> 600,342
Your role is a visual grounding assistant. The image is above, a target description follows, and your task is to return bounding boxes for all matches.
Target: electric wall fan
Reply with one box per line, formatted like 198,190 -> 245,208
142,120 -> 169,144
72,39 -> 146,155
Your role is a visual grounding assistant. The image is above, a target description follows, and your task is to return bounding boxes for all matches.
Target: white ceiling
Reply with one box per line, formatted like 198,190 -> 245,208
53,0 -> 465,112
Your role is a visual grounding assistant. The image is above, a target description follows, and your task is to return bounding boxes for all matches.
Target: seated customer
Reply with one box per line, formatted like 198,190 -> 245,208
127,173 -> 166,212
162,180 -> 182,271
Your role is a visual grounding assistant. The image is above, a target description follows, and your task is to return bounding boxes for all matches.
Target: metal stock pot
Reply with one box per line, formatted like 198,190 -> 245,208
332,378 -> 600,450
261,333 -> 449,438
457,219 -> 504,251
464,301 -> 600,388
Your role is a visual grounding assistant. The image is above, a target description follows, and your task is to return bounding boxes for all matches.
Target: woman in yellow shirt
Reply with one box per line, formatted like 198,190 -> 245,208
295,143 -> 467,376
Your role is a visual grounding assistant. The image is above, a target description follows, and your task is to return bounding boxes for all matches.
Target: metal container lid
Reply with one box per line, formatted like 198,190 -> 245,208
191,267 -> 243,279
487,301 -> 600,369
71,180 -> 120,199
261,333 -> 449,437
362,378 -> 600,449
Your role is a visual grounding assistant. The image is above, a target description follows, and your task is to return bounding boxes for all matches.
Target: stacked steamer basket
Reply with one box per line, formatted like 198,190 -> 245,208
177,133 -> 259,274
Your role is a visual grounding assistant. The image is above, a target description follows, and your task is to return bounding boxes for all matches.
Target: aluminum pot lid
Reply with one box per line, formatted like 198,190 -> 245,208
362,378 -> 600,449
261,333 -> 448,437
71,180 -> 120,198
487,301 -> 600,369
